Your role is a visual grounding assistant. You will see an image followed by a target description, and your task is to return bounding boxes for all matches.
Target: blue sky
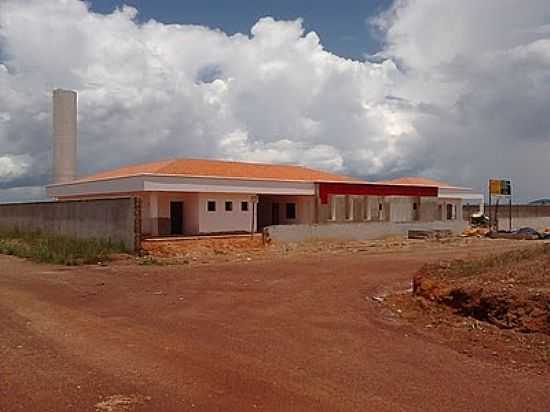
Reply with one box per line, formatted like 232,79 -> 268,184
88,0 -> 392,59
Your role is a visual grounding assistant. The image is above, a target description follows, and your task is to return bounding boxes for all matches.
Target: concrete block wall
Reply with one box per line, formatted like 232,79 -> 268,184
0,197 -> 140,251
265,220 -> 468,243
463,204 -> 550,231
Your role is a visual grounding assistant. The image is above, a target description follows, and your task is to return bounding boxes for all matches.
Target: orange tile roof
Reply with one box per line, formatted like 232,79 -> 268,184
378,176 -> 468,190
76,158 -> 361,183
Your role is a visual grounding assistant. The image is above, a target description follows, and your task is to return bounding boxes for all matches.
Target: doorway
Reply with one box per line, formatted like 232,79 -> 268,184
271,203 -> 280,225
170,201 -> 184,235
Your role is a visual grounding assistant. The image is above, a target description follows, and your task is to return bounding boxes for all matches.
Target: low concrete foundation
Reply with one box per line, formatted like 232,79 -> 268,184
265,221 -> 468,243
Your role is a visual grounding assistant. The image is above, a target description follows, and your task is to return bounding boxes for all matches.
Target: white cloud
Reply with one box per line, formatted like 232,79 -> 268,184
0,154 -> 31,181
0,0 -> 549,202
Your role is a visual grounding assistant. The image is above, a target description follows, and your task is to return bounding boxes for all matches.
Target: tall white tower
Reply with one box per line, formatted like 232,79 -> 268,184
52,89 -> 77,183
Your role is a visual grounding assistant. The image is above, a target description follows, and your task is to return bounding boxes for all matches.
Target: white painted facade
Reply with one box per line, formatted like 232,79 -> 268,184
46,173 -> 477,238
140,192 -> 257,236
198,193 -> 257,234
388,196 -> 417,223
47,174 -> 318,236
257,195 -> 316,227
142,192 -> 200,236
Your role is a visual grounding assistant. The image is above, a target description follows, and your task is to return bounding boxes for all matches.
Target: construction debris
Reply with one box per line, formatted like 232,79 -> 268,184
463,227 -> 491,237
408,229 -> 453,240
470,213 -> 490,227
487,227 -> 550,240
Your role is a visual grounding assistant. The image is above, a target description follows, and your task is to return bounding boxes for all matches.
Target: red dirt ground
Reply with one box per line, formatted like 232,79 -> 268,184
1,239 -> 549,411
384,244 -> 550,376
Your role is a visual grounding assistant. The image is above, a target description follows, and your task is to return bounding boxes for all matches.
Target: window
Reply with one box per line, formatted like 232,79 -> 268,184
286,202 -> 296,220
413,202 -> 418,210
207,200 -> 216,212
225,201 -> 233,211
241,201 -> 249,212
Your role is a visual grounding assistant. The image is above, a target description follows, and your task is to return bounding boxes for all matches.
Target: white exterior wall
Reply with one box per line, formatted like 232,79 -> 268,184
326,195 -> 462,225
160,192 -> 199,235
275,195 -> 315,225
258,195 -> 316,227
388,197 -> 416,222
141,192 -> 200,236
365,196 -> 387,221
198,193 -> 257,234
436,198 -> 463,222
418,197 -> 438,222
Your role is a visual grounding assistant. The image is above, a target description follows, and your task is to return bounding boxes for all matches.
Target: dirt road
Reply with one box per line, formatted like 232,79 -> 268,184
1,241 -> 548,411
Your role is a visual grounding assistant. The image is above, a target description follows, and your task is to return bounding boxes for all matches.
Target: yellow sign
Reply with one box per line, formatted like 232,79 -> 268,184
489,179 -> 511,196
489,179 -> 501,195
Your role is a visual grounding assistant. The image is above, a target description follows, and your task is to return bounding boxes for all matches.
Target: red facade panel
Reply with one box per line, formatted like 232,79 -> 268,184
318,182 -> 438,204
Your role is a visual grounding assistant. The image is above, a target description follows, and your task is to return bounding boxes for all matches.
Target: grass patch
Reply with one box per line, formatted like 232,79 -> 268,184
0,226 -> 127,265
425,244 -> 550,279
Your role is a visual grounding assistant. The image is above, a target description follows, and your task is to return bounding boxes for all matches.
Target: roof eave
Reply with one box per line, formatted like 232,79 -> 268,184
46,173 -> 359,187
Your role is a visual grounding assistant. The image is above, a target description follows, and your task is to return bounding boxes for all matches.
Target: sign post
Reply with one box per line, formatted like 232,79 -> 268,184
489,179 -> 512,231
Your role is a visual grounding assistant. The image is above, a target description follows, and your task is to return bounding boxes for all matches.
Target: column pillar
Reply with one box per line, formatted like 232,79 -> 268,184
149,192 -> 159,236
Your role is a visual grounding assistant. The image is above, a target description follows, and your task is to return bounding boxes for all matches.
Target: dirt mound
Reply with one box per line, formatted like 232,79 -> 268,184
142,235 -> 265,260
413,245 -> 550,334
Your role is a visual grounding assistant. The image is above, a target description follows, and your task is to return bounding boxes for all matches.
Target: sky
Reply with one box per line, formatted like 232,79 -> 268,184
88,0 -> 392,60
0,0 -> 550,203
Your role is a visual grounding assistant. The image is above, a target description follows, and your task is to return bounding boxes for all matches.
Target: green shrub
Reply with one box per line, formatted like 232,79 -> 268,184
0,226 -> 126,265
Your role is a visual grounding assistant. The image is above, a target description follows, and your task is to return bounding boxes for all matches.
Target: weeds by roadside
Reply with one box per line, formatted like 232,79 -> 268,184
0,226 -> 126,265
424,244 -> 550,279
